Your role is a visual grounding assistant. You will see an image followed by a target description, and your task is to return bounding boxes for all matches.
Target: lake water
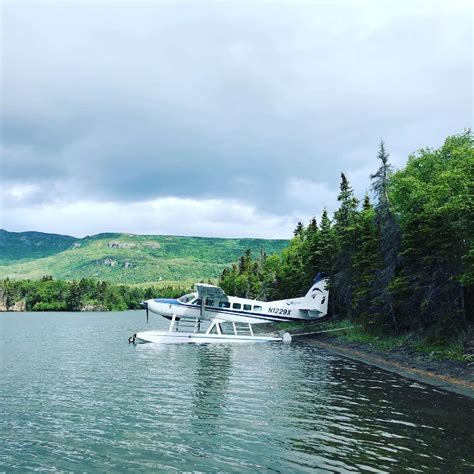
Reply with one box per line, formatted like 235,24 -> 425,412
1,311 -> 473,472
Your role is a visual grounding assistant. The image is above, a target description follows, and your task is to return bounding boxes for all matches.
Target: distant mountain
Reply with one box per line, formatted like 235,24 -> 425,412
0,230 -> 288,285
0,229 -> 79,263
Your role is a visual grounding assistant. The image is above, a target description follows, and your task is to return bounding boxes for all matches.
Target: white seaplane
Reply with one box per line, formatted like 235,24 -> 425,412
129,273 -> 329,345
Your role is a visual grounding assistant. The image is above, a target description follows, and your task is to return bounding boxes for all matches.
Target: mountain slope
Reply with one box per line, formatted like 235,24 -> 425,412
0,229 -> 78,264
0,230 -> 288,284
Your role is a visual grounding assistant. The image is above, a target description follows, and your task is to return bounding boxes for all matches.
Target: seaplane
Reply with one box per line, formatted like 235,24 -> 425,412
129,273 -> 329,344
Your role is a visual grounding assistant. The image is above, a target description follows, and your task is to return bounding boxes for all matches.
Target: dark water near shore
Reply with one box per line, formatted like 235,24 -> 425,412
1,311 -> 473,472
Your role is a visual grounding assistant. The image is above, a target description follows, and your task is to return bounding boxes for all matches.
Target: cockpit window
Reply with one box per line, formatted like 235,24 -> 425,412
178,293 -> 196,303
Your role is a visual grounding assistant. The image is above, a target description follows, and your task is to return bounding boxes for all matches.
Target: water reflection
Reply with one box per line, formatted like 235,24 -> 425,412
191,345 -> 232,423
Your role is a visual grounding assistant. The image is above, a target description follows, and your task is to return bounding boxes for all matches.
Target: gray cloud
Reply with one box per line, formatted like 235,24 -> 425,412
1,0 -> 472,235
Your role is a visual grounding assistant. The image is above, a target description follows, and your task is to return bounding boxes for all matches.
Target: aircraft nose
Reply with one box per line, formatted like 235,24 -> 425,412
147,298 -> 178,316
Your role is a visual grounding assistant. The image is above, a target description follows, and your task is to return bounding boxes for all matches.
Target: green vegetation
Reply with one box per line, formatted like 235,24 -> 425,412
311,319 -> 471,362
0,276 -> 187,312
219,131 -> 474,351
0,233 -> 287,285
0,230 -> 78,264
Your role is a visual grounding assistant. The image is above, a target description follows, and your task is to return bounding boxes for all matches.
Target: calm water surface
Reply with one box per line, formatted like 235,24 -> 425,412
1,311 -> 473,472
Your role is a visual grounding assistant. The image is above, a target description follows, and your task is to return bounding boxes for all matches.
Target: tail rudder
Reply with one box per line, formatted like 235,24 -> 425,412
304,273 -> 329,316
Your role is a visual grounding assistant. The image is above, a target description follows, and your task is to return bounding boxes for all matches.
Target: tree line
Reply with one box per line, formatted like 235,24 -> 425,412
0,276 -> 185,312
219,131 -> 473,340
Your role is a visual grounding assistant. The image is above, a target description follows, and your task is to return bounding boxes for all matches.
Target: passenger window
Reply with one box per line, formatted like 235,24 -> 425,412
194,298 -> 202,306
243,304 -> 251,311
219,301 -> 230,308
253,305 -> 262,312
205,299 -> 215,307
232,303 -> 241,310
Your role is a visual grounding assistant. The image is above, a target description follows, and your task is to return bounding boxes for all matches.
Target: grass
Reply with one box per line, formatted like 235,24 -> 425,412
286,318 -> 472,363
335,326 -> 408,351
353,327 -> 468,362
410,337 -> 469,362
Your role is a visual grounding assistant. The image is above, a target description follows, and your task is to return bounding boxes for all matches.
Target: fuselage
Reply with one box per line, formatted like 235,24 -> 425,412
146,293 -> 321,324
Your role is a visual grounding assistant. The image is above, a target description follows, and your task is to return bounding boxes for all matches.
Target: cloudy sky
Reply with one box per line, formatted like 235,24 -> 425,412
1,0 -> 472,238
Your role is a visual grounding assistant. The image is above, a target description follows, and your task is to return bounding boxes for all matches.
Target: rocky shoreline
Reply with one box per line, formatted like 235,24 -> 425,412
298,333 -> 474,399
0,299 -> 26,312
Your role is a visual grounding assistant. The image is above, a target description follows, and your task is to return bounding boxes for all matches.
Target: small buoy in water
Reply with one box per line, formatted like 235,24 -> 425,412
279,331 -> 292,343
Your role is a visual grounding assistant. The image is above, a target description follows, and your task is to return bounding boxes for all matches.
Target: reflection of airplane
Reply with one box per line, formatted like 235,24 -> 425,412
130,274 -> 329,344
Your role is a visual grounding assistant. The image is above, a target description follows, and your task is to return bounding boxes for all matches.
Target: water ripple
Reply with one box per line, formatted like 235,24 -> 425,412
1,311 -> 473,472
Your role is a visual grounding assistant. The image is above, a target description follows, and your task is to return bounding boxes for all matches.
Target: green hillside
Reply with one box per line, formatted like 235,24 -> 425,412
0,230 -> 288,284
0,229 -> 78,263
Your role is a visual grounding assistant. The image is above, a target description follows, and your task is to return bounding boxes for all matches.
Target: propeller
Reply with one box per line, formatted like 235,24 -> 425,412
141,300 -> 149,325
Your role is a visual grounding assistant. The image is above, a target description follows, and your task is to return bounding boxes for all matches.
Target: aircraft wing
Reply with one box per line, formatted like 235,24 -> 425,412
195,283 -> 229,301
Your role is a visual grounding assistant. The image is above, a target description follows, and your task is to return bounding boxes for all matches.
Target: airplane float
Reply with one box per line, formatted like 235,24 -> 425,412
129,273 -> 329,344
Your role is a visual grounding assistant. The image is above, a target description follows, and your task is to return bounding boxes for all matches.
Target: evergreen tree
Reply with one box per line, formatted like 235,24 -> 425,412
370,140 -> 400,330
293,221 -> 305,236
332,173 -> 360,319
273,234 -> 306,299
67,281 -> 82,311
318,209 -> 335,275
3,278 -> 19,309
351,195 -> 379,329
303,217 -> 320,283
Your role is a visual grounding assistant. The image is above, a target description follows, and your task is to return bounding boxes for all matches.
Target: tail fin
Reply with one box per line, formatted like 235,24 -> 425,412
304,273 -> 329,316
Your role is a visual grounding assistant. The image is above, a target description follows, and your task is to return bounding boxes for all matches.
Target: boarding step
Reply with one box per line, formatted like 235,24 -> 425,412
176,319 -> 199,326
170,316 -> 201,333
232,322 -> 254,336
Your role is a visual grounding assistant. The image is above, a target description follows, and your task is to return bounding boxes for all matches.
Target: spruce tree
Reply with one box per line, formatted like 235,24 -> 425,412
333,173 -> 359,319
318,209 -> 335,275
293,221 -> 305,236
67,281 -> 82,311
370,140 -> 400,331
303,217 -> 320,283
352,195 -> 379,329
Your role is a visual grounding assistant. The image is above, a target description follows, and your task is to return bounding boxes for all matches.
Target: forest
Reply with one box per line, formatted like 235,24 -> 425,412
0,276 -> 185,312
219,131 -> 473,342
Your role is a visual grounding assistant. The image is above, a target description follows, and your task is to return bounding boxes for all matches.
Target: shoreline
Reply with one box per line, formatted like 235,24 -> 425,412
297,334 -> 474,399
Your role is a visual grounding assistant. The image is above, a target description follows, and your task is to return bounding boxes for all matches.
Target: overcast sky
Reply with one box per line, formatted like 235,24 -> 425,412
1,0 -> 472,238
